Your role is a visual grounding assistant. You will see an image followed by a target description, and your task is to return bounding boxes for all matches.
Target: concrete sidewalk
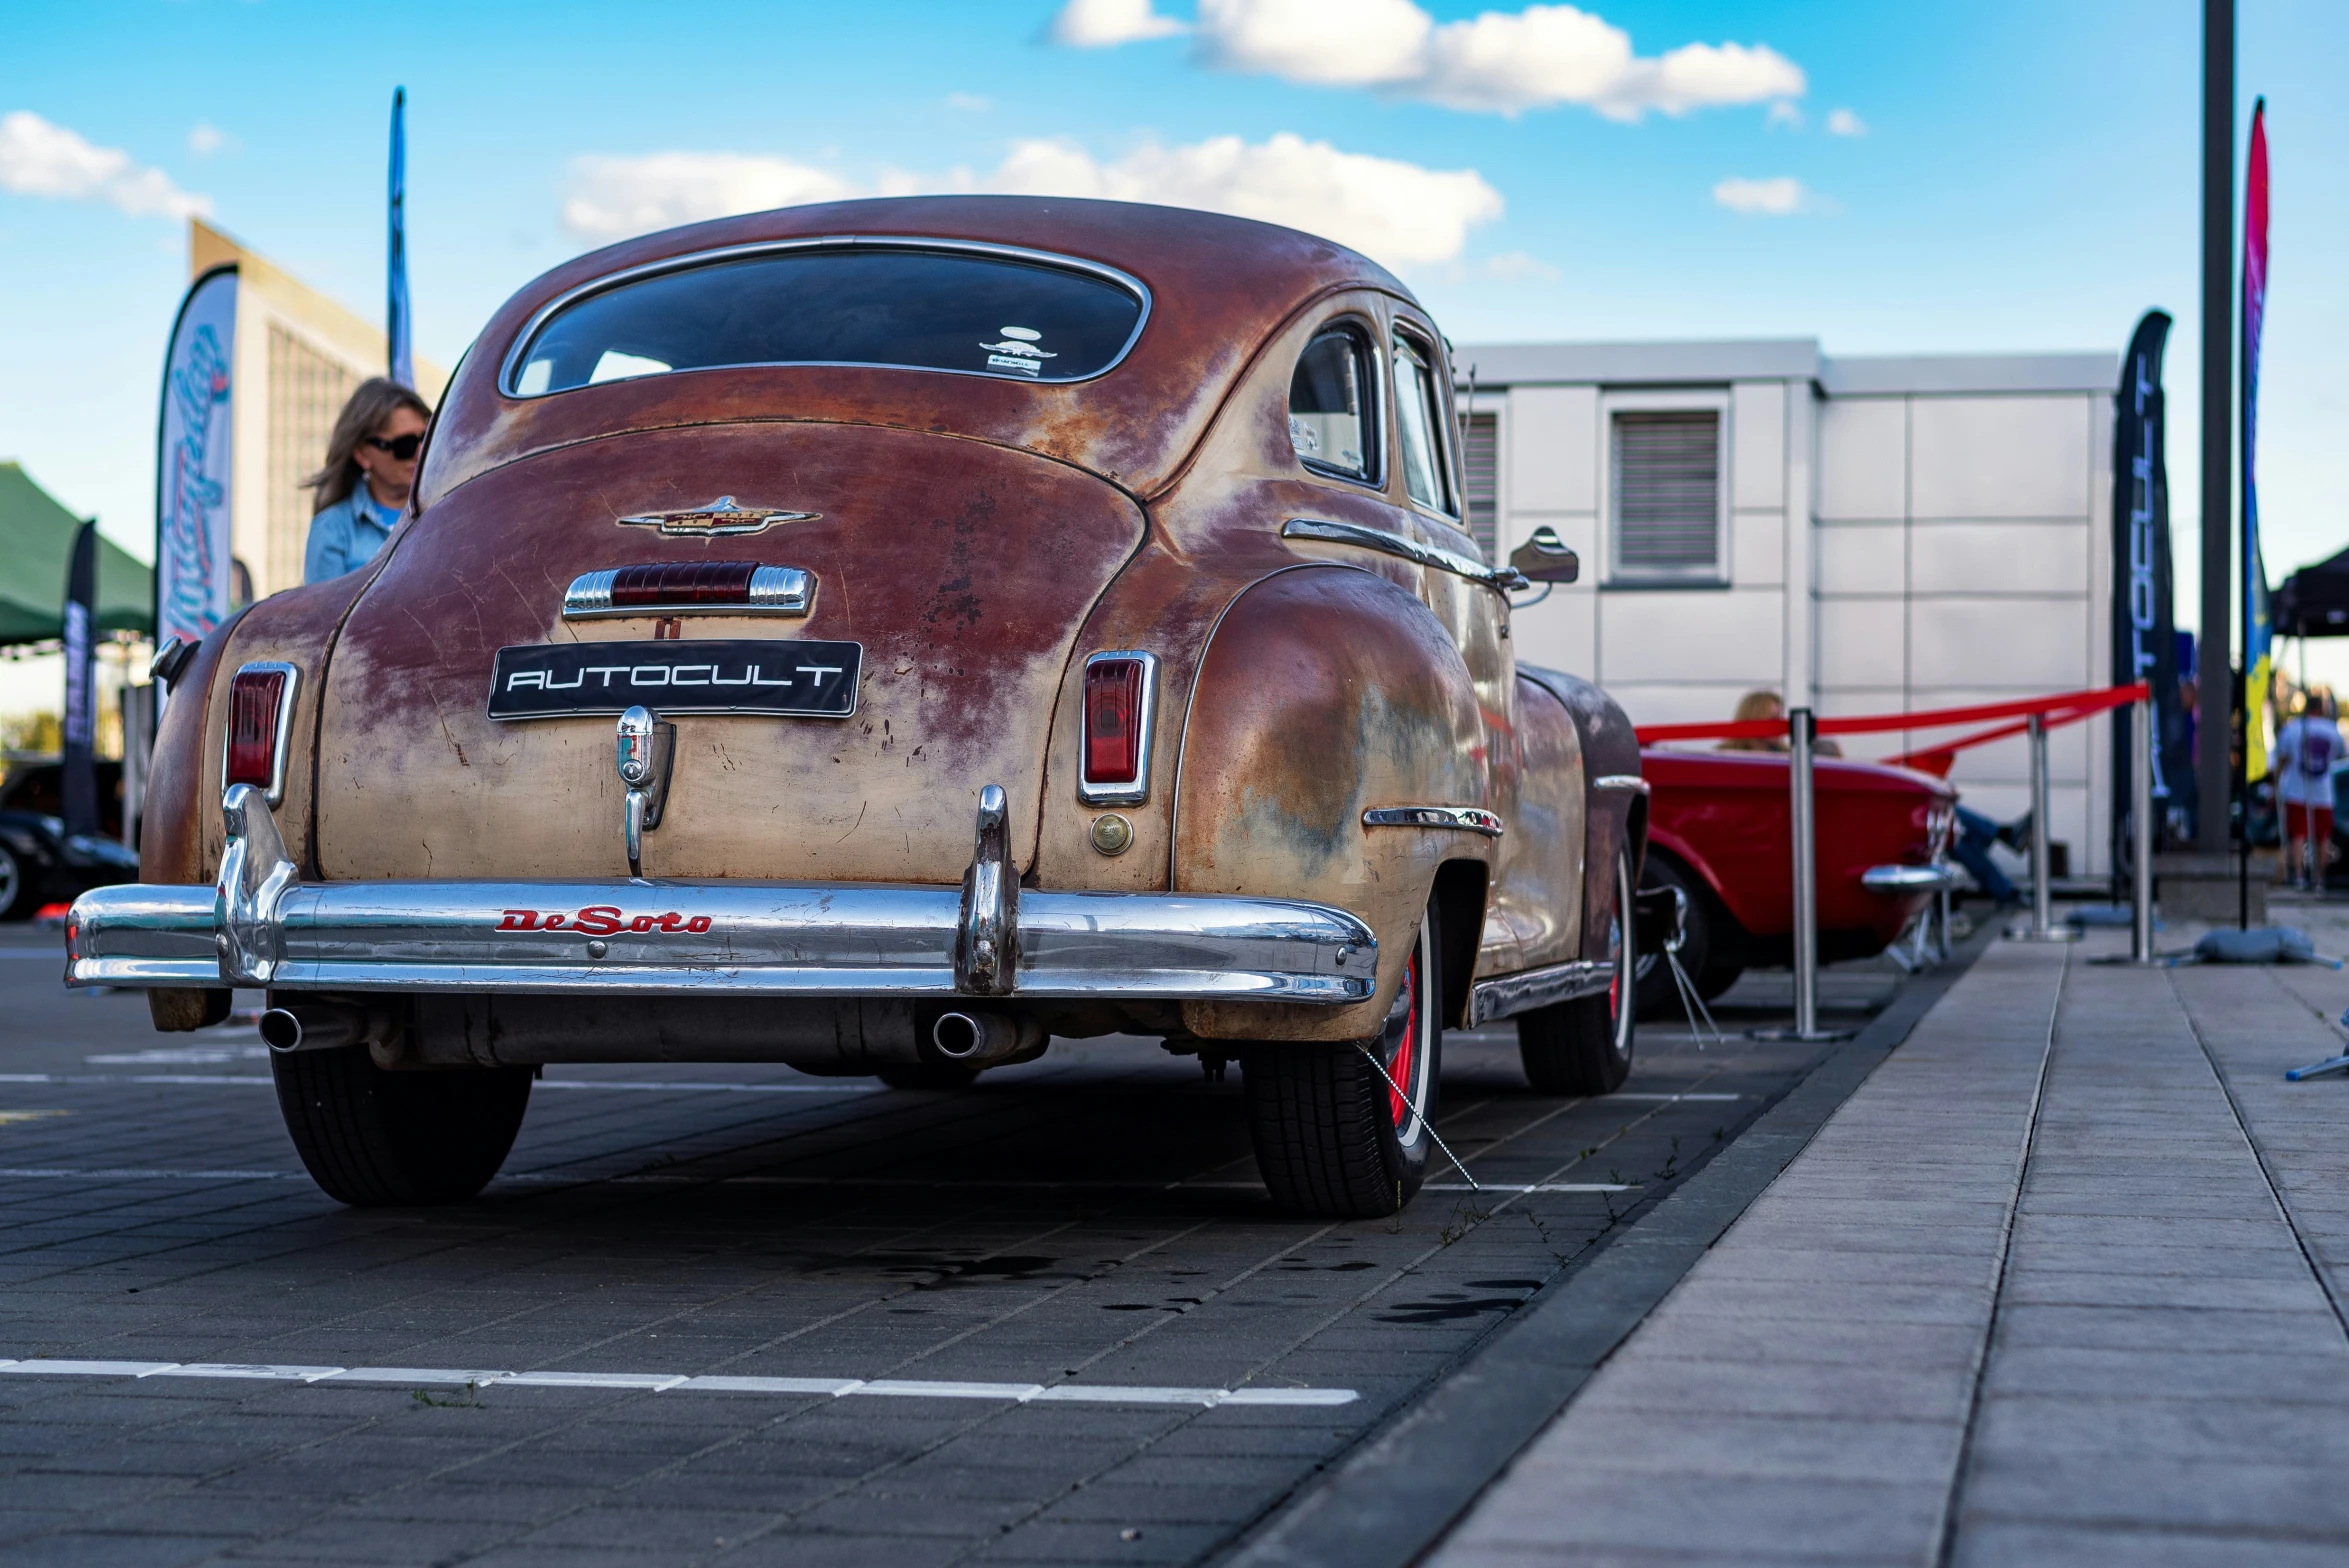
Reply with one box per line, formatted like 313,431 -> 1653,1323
1430,923 -> 2349,1566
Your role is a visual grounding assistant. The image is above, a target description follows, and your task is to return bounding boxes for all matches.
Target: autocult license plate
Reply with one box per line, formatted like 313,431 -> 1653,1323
486,639 -> 862,719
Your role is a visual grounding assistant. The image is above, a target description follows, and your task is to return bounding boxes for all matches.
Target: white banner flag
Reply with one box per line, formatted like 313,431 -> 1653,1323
155,265 -> 237,652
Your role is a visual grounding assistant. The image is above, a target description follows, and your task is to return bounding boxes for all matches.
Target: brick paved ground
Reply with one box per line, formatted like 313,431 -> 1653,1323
1432,906 -> 2349,1567
0,931 -> 1892,1567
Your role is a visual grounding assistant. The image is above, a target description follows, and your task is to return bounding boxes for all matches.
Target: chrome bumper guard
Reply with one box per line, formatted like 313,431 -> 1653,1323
66,786 -> 1376,1004
1860,863 -> 1956,895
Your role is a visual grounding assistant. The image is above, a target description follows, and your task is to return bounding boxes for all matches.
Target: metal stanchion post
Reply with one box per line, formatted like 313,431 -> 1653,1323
2133,696 -> 2157,960
1754,708 -> 1849,1041
2013,711 -> 2080,942
2029,713 -> 2054,933
1791,708 -> 1819,1035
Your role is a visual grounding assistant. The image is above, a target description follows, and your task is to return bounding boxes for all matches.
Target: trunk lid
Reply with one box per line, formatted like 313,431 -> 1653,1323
315,421 -> 1142,884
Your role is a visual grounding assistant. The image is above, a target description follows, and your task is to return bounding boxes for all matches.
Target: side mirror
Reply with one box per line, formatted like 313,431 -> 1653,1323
1509,526 -> 1579,584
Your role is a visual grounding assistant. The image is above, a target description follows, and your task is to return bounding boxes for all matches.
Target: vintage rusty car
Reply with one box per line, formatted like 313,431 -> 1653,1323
1634,747 -> 1955,1014
69,196 -> 1648,1217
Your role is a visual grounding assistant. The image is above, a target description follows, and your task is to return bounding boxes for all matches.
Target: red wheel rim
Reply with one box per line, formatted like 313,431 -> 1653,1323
1388,949 -> 1419,1126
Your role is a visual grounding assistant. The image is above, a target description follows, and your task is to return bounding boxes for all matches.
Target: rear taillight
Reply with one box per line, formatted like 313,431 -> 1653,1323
223,663 -> 297,804
1079,652 -> 1157,805
564,562 -> 811,617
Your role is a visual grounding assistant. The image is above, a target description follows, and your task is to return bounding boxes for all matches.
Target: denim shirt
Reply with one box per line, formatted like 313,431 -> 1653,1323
303,484 -> 404,584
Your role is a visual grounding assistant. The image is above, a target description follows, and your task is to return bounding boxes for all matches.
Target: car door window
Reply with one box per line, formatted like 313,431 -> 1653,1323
1289,326 -> 1377,482
1391,334 -> 1455,516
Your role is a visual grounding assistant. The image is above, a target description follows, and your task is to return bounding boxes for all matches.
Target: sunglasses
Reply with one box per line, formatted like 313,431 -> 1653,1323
365,433 -> 426,461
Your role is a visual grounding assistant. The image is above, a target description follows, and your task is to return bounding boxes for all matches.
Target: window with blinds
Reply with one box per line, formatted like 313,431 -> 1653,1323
1458,411 -> 1498,561
1611,408 -> 1722,577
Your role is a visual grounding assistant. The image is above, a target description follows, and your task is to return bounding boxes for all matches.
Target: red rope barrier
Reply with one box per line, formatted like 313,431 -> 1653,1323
1636,683 -> 2150,767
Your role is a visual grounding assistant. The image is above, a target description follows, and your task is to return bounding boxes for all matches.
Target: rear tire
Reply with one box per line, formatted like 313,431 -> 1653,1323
1242,899 -> 1442,1218
0,844 -> 26,921
1519,845 -> 1636,1096
272,1046 -> 532,1206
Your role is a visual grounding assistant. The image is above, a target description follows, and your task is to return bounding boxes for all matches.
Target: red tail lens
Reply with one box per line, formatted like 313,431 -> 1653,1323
1084,658 -> 1145,784
610,561 -> 759,607
225,668 -> 288,790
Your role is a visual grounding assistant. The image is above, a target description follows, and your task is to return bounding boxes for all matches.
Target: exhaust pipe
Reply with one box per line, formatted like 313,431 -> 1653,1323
929,1009 -> 1043,1068
260,1004 -> 389,1055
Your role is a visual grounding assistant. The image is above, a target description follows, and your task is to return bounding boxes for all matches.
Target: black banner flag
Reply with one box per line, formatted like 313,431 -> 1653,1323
61,519 -> 99,839
2110,311 -> 2190,871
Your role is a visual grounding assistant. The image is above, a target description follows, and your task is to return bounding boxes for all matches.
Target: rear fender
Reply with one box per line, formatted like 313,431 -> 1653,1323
192,574 -> 381,886
1519,664 -> 1644,964
1172,565 -> 1493,1041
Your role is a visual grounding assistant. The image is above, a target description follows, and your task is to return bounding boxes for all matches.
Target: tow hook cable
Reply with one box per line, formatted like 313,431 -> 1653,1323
1353,1043 -> 1480,1192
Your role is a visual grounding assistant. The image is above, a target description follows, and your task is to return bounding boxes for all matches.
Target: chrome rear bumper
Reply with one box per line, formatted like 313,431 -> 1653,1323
67,787 -> 1375,1004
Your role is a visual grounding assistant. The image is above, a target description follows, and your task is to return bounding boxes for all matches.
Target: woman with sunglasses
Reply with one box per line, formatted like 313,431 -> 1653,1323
302,377 -> 433,583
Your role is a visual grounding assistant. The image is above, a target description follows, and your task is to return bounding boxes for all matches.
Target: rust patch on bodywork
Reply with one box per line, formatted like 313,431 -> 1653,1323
315,421 -> 1142,884
1173,566 -> 1492,1041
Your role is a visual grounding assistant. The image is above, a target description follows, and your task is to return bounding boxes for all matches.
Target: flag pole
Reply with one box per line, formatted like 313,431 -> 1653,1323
2197,0 -> 2233,865
388,87 -> 412,389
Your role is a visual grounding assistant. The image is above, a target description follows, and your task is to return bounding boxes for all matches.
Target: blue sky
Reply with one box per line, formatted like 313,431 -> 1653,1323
1,0 -> 2343,659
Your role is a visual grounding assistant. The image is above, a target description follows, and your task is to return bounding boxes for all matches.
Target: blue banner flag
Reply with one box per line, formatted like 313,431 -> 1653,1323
154,265 -> 237,652
388,86 -> 413,389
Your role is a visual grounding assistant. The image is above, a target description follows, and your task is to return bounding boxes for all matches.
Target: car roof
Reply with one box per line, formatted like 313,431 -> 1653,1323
419,195 -> 1414,508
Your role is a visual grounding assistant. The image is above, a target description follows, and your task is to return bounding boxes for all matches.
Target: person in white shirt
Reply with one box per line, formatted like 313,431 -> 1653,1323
2272,693 -> 2344,890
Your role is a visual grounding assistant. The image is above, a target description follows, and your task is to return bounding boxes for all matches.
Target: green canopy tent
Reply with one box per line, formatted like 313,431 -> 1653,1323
0,462 -> 152,647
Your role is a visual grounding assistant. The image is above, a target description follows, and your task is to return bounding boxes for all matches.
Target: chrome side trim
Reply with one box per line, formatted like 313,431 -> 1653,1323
220,662 -> 300,809
1281,517 -> 1528,592
1469,959 -> 1613,1027
1077,650 -> 1159,807
68,794 -> 1375,1004
499,235 -> 1154,398
561,565 -> 812,618
1860,863 -> 1956,894
1362,806 -> 1504,837
1593,775 -> 1650,795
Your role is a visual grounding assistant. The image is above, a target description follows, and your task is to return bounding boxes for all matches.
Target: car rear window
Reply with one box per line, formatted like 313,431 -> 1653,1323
505,245 -> 1147,396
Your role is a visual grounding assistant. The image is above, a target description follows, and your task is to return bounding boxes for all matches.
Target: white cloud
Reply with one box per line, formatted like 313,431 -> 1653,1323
1194,0 -> 1429,85
1826,107 -> 1867,137
986,132 -> 1502,268
559,132 -> 1501,271
186,122 -> 230,157
945,92 -> 992,112
0,111 -> 210,220
1480,249 -> 1559,281
1050,0 -> 1187,47
561,151 -> 855,241
1712,176 -> 1806,216
1766,101 -> 1802,129
1175,0 -> 1802,120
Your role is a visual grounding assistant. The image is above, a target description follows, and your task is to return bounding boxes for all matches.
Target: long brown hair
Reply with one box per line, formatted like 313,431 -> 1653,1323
307,377 -> 432,514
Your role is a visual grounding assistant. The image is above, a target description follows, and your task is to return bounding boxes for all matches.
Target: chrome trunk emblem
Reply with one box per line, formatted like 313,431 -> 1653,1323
617,497 -> 818,536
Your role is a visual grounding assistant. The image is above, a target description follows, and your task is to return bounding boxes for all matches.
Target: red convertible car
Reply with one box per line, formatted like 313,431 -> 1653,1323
1634,748 -> 1954,1014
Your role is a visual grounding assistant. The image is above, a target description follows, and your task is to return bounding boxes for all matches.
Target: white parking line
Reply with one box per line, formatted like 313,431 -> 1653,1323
0,1357 -> 1355,1407
0,1072 -> 873,1094
1609,1092 -> 1745,1102
0,1169 -> 290,1181
1424,1182 -> 1634,1193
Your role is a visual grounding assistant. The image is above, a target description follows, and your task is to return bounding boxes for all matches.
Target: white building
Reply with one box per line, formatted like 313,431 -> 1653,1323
1456,340 -> 2120,876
